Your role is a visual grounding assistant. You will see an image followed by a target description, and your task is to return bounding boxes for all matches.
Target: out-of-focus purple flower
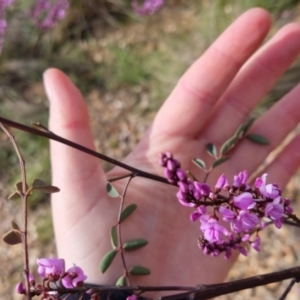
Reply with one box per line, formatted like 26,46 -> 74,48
233,192 -> 255,210
255,174 -> 280,199
251,236 -> 261,252
61,265 -> 88,288
127,295 -> 138,300
0,0 -> 14,54
16,282 -> 25,294
215,174 -> 227,190
200,215 -> 229,242
190,205 -> 206,222
219,206 -> 235,222
239,246 -> 248,256
37,257 -> 65,279
194,182 -> 210,197
265,196 -> 284,228
231,211 -> 259,233
30,0 -> 69,30
132,0 -> 164,16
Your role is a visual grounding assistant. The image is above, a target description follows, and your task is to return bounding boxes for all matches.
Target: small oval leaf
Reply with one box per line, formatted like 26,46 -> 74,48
32,186 -> 60,194
99,249 -> 118,273
8,191 -> 21,201
129,266 -> 151,275
120,204 -> 137,223
206,143 -> 217,158
110,226 -> 118,249
11,221 -> 20,231
3,230 -> 22,245
220,137 -> 238,155
32,179 -> 47,187
234,124 -> 245,138
32,179 -> 60,194
192,158 -> 206,170
15,182 -> 28,193
106,183 -> 120,198
116,275 -> 127,286
246,134 -> 269,145
212,156 -> 229,169
123,239 -> 148,251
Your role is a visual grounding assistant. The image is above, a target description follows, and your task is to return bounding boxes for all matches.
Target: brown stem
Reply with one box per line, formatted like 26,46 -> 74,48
0,116 -> 172,186
0,123 -> 31,300
117,175 -> 134,285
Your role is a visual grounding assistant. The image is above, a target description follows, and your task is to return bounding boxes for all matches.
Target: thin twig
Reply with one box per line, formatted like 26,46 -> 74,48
0,123 -> 31,300
117,175 -> 134,285
0,116 -> 172,186
278,278 -> 297,300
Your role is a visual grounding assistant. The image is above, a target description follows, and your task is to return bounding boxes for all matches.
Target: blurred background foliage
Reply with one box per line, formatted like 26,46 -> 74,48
1,1 -> 300,297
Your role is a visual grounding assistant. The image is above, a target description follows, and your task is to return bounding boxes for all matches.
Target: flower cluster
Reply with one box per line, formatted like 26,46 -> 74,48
132,0 -> 164,16
16,257 -> 87,298
159,152 -> 296,259
29,0 -> 69,30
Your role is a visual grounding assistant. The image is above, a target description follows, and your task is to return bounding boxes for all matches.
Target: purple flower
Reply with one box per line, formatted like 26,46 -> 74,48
215,174 -> 227,190
190,205 -> 206,222
251,236 -> 261,252
132,0 -> 164,16
30,0 -> 69,30
219,206 -> 235,222
0,0 -> 14,54
16,282 -> 25,294
194,182 -> 210,197
231,211 -> 259,233
233,171 -> 246,187
200,215 -> 229,242
255,174 -> 280,199
127,295 -> 138,300
176,190 -> 195,207
37,258 -> 65,279
265,196 -> 284,228
233,192 -> 255,210
61,265 -> 87,288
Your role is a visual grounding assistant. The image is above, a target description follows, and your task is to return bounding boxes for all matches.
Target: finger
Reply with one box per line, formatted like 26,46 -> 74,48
152,8 -> 271,138
202,23 -> 300,142
44,68 -> 106,232
254,133 -> 300,187
229,82 -> 300,176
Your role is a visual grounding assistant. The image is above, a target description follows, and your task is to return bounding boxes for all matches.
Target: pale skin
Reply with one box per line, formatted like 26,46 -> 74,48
44,8 -> 300,289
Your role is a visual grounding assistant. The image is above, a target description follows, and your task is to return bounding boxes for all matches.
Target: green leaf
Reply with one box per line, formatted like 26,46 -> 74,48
234,124 -> 245,138
3,230 -> 22,245
120,204 -> 137,223
110,226 -> 118,249
242,118 -> 255,135
32,179 -> 60,194
246,134 -> 269,145
99,249 -> 118,273
106,183 -> 120,198
129,265 -> 151,275
212,156 -> 229,169
123,239 -> 148,251
206,143 -> 217,158
116,275 -> 127,286
192,158 -> 206,170
7,191 -> 21,200
220,136 -> 238,155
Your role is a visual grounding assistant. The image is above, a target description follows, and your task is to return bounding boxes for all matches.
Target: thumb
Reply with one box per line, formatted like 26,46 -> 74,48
44,68 -> 106,241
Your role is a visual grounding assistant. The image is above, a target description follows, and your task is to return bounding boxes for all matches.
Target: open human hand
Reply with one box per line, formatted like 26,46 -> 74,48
44,8 -> 300,287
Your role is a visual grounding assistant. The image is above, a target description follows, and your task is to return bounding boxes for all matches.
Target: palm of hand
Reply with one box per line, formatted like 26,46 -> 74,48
47,9 -> 300,287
